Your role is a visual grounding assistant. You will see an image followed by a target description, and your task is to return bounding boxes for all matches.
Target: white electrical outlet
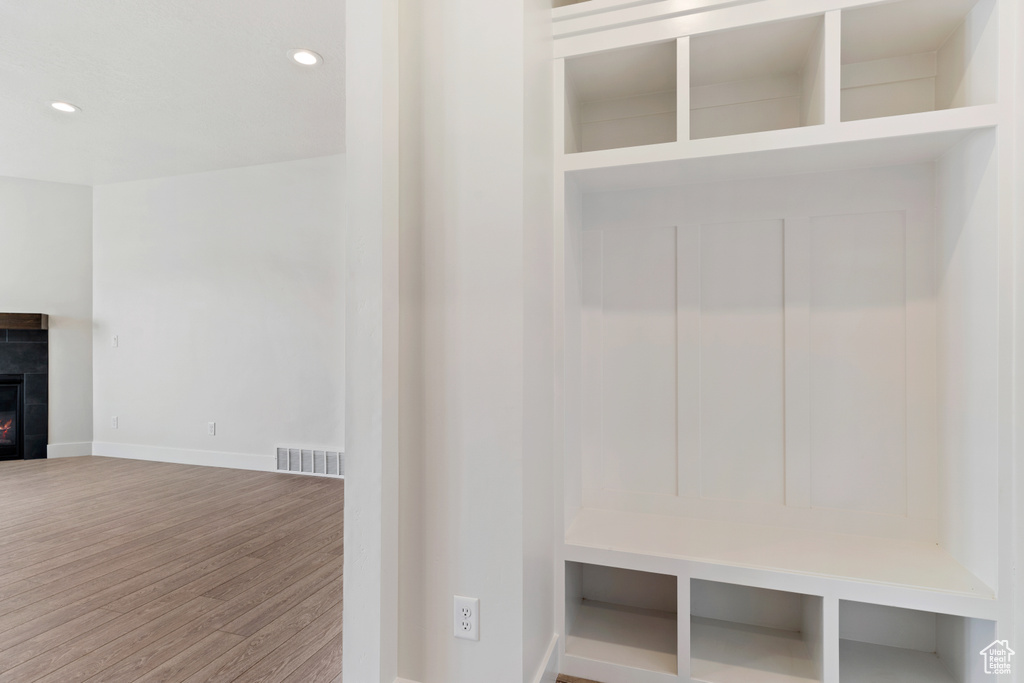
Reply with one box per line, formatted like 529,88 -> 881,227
112,335 -> 119,348
208,422 -> 216,436
111,416 -> 118,429
453,595 -> 479,641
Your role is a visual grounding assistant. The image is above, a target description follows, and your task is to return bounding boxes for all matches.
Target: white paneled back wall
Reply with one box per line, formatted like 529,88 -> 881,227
580,163 -> 941,542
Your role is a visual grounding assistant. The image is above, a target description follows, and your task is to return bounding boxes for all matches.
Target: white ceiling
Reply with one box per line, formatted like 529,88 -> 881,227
0,0 -> 344,186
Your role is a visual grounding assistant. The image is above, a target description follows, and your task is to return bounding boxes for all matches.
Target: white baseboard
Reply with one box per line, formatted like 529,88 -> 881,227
529,633 -> 560,683
46,442 -> 94,458
91,441 -> 276,472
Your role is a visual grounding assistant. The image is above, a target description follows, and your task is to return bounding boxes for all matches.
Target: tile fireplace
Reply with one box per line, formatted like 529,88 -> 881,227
0,314 -> 48,460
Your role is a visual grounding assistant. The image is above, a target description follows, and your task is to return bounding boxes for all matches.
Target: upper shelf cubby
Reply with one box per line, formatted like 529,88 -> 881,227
564,40 -> 677,153
841,0 -> 997,122
689,15 -> 826,140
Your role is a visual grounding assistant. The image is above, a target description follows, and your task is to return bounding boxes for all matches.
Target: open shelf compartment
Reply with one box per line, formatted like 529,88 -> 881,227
691,579 -> 823,683
564,40 -> 677,153
839,601 -> 996,683
565,561 -> 678,675
841,0 -> 997,122
689,14 -> 826,140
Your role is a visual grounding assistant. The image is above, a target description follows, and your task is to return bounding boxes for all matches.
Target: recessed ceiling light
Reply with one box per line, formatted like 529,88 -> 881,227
51,101 -> 80,113
288,49 -> 322,66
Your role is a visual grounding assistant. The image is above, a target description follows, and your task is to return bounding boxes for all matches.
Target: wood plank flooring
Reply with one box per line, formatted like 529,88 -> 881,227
0,456 -> 343,682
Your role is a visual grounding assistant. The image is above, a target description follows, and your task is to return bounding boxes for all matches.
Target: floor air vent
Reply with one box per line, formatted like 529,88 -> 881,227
276,448 -> 344,477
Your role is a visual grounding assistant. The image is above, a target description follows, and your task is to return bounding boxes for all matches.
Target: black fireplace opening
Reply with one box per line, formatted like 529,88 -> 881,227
0,376 -> 24,461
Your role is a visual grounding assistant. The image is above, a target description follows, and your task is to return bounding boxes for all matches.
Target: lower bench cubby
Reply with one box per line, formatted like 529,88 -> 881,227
560,558 -> 999,683
565,562 -> 678,675
838,601 -> 996,683
690,580 -> 823,683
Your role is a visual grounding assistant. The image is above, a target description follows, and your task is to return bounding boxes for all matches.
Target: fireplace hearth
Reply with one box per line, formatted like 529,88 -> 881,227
0,315 -> 49,461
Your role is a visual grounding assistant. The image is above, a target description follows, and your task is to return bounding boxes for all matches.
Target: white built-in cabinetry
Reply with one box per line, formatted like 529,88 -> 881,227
553,1 -> 1012,682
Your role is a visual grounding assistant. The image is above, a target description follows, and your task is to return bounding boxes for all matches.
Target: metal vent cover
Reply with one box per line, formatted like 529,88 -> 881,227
276,447 -> 344,477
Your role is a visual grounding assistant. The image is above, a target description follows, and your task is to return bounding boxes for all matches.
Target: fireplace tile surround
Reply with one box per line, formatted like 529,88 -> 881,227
0,328 -> 48,459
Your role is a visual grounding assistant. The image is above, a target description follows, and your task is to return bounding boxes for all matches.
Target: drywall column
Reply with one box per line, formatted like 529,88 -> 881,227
344,0 -> 400,681
403,0 -> 523,676
386,0 -> 555,681
523,0 -> 557,678
1012,0 -> 1024,655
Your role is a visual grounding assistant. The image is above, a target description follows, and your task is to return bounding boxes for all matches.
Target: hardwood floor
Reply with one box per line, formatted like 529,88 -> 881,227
0,456 -> 343,682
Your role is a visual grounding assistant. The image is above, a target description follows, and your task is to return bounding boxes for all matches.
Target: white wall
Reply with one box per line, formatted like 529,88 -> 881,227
0,175 -> 93,453
92,155 -> 345,469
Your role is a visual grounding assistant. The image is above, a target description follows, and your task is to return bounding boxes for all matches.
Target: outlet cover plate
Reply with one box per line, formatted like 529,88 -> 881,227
453,595 -> 479,641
